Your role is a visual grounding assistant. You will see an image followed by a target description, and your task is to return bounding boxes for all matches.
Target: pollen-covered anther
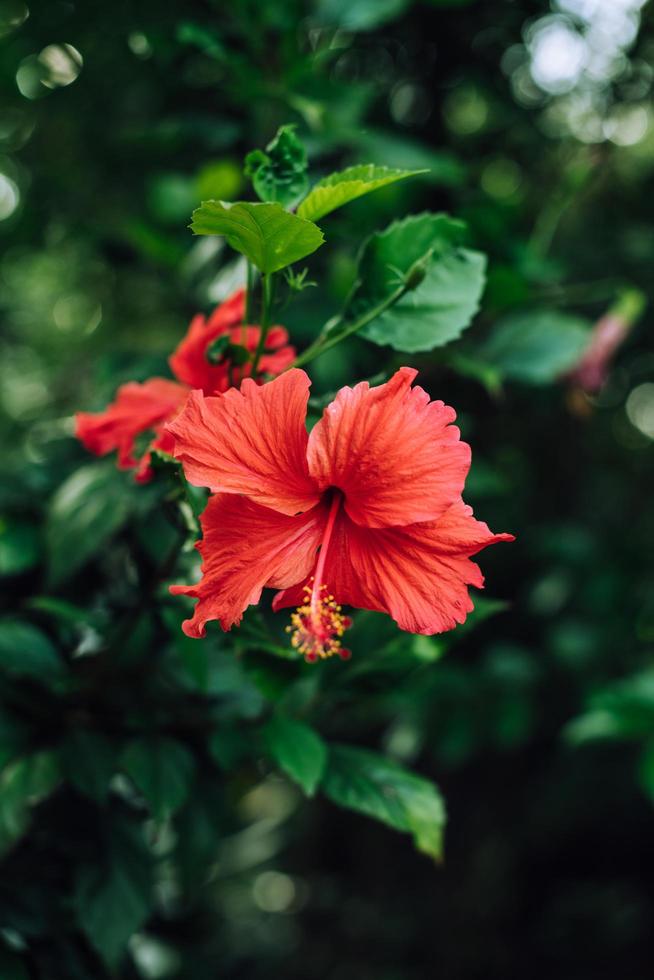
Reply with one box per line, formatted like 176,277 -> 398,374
289,583 -> 352,663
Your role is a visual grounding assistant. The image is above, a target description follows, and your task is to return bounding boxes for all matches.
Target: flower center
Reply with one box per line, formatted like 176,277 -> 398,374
287,490 -> 352,663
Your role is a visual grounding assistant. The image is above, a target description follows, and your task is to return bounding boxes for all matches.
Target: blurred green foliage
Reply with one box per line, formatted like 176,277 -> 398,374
1,1 -> 654,978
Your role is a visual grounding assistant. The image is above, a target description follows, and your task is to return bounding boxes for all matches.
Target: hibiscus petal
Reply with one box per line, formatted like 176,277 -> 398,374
306,367 -> 471,529
166,369 -> 321,516
171,493 -> 328,636
274,501 -> 513,636
272,509 -> 368,613
169,289 -> 245,391
75,378 -> 188,476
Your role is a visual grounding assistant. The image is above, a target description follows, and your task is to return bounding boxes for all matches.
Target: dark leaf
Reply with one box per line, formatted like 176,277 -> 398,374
0,619 -> 63,681
323,745 -> 446,859
122,737 -> 196,820
262,714 -> 327,796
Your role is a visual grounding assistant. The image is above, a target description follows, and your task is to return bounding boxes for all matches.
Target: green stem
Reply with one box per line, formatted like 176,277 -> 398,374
106,527 -> 186,657
290,281 -> 410,370
251,273 -> 274,377
244,261 -> 255,323
242,261 -> 255,350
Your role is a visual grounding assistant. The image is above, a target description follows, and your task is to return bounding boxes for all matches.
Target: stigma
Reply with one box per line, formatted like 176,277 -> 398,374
287,581 -> 352,662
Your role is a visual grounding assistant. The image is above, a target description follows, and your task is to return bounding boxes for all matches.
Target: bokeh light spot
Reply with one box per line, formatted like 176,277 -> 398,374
127,31 -> 152,58
481,158 -> 522,200
443,86 -> 489,135
252,871 -> 296,913
17,43 -> 82,98
527,16 -> 587,95
0,173 -> 19,220
626,383 -> 654,439
38,44 -> 83,88
603,104 -> 650,145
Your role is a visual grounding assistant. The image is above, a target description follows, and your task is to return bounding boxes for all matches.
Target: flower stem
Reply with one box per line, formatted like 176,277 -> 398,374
251,272 -> 274,377
242,261 -> 255,351
290,281 -> 410,370
244,261 -> 255,323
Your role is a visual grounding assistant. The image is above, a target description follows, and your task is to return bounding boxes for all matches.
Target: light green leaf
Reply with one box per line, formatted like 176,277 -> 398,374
478,309 -> 591,384
0,751 -> 60,856
262,714 -> 327,797
244,124 -> 309,208
46,463 -> 133,586
347,212 -> 486,352
323,745 -> 446,859
297,165 -> 426,222
0,619 -> 63,680
190,200 -> 324,273
122,737 -> 195,820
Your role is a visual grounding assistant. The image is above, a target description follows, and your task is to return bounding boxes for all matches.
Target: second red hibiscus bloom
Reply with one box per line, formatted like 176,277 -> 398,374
75,289 -> 295,481
166,367 -> 513,656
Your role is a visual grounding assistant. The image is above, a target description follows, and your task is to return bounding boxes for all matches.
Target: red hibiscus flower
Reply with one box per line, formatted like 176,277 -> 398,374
166,367 -> 514,657
75,289 -> 295,482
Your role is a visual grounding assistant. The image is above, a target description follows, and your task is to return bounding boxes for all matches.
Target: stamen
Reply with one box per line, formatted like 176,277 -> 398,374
287,581 -> 353,662
287,492 -> 352,663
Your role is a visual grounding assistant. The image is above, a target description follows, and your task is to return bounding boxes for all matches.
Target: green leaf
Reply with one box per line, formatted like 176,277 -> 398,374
190,201 -> 324,274
638,740 -> 654,804
0,619 -> 63,680
323,745 -> 446,859
122,737 -> 195,820
478,309 -> 591,385
347,212 -> 486,352
455,596 -> 509,636
0,519 -> 40,576
0,949 -> 29,980
176,785 -> 223,890
25,596 -> 90,626
46,463 -> 133,586
75,817 -> 153,968
297,165 -> 426,222
0,710 -> 28,772
244,124 -> 309,208
0,751 -> 60,856
208,726 -> 253,772
76,864 -> 150,969
262,715 -> 327,797
316,0 -> 410,30
565,669 -> 654,744
62,731 -> 117,803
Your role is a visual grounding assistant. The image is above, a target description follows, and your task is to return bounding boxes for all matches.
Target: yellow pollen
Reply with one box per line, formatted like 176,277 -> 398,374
289,581 -> 352,663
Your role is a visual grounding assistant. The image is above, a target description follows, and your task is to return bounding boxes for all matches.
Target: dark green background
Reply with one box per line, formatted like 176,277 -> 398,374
1,1 -> 653,978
